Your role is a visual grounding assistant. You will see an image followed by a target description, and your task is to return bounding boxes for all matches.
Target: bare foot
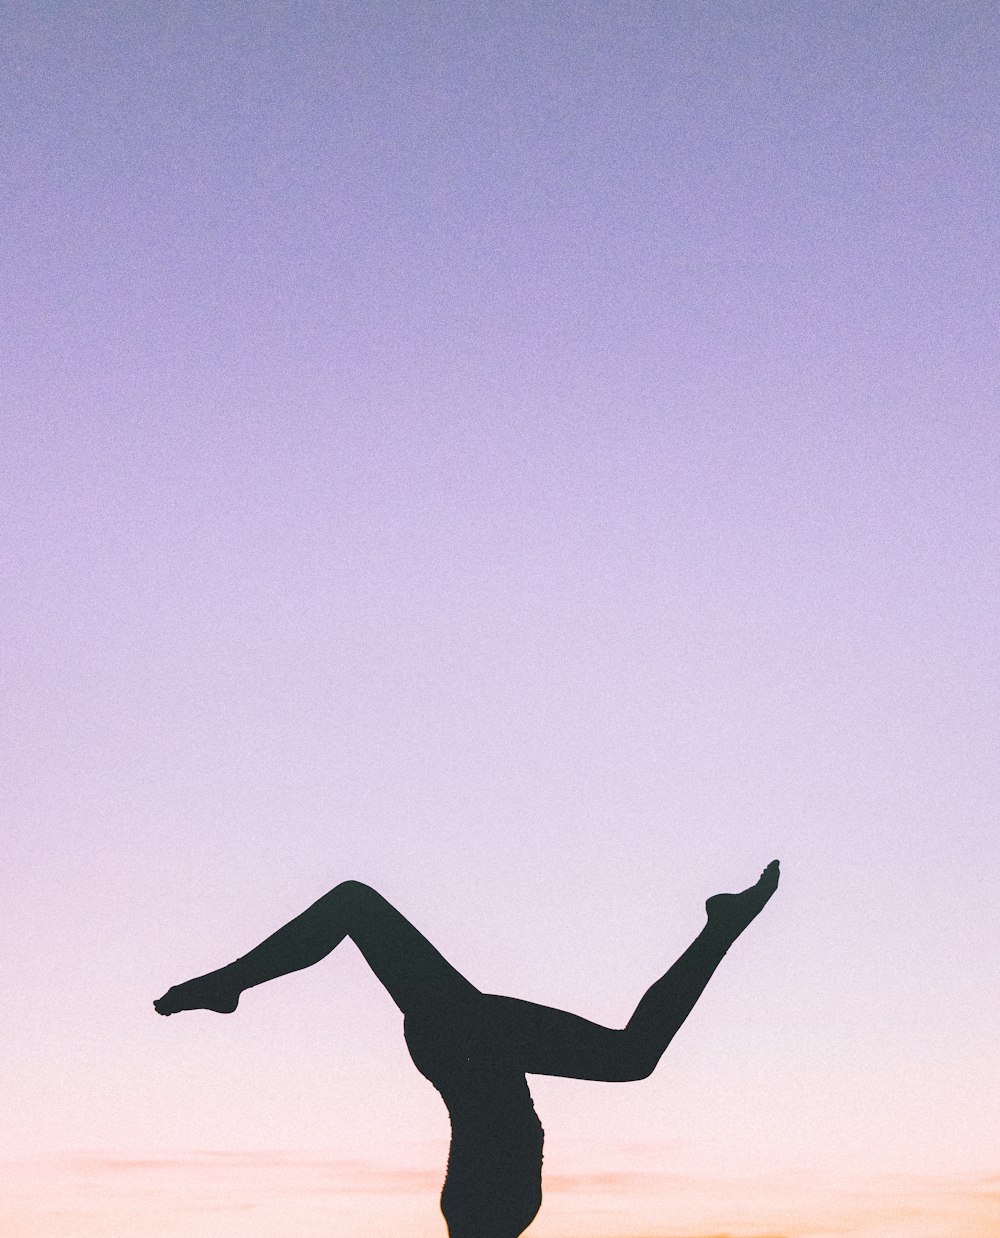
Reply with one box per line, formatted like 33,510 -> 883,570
705,860 -> 780,940
154,968 -> 241,1016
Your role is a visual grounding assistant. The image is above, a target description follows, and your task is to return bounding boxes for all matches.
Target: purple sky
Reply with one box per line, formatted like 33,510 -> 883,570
4,4 -> 999,1235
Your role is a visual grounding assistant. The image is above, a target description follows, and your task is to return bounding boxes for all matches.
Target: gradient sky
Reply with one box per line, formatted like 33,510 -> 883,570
3,3 -> 999,1236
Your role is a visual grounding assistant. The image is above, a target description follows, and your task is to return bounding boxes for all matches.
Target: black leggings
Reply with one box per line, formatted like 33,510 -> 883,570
225,879 -> 733,1082
159,863 -> 777,1237
194,879 -> 744,1237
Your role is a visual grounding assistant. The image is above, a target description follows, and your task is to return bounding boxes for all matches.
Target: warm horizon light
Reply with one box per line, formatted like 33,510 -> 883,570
4,3 -> 998,1237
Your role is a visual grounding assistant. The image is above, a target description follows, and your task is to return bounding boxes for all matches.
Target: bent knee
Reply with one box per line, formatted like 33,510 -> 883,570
323,879 -> 381,918
610,1032 -> 658,1082
331,879 -> 382,905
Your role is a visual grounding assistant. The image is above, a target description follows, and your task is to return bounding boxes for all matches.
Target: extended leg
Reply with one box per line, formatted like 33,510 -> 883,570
154,881 -> 479,1017
491,861 -> 779,1081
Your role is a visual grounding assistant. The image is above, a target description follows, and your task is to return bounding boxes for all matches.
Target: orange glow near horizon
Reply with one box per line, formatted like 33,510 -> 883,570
4,1151 -> 998,1238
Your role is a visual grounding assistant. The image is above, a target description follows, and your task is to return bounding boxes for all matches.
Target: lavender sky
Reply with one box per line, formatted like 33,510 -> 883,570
3,3 -> 999,1236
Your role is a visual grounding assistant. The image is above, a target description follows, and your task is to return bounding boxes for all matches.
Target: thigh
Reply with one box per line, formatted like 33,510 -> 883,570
485,994 -> 640,1082
341,882 -> 481,1016
403,989 -> 495,1087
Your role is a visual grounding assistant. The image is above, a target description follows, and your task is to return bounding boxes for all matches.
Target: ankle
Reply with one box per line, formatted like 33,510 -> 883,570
699,918 -> 735,954
217,962 -> 248,994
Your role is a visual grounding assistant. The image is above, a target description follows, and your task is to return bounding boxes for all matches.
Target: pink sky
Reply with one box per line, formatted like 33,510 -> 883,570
4,3 -> 999,1236
5,1152 -> 999,1237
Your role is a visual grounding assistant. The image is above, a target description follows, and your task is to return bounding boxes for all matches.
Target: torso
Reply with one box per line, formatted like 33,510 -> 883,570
403,999 -> 544,1233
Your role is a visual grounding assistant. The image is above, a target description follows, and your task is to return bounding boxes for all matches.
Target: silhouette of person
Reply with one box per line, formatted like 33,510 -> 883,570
155,861 -> 779,1237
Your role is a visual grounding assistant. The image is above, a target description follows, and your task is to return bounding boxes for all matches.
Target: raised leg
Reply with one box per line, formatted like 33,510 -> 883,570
154,880 -> 480,1017
491,861 -> 780,1081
